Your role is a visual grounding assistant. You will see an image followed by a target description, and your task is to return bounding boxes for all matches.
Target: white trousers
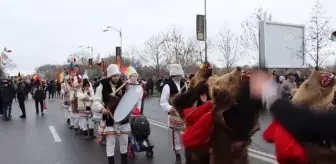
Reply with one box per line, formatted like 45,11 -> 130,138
70,113 -> 80,128
63,106 -> 71,119
167,115 -> 183,152
79,117 -> 94,131
105,123 -> 131,157
171,128 -> 182,152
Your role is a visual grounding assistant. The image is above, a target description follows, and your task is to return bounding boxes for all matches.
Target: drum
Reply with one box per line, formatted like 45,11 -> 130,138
114,85 -> 143,124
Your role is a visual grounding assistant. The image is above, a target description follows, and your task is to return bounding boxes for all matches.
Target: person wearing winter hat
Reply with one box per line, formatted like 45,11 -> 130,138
92,64 -> 128,164
77,77 -> 95,139
172,62 -> 213,164
61,75 -> 72,125
69,73 -> 83,134
281,70 -> 298,100
125,66 -> 144,113
159,63 -> 187,164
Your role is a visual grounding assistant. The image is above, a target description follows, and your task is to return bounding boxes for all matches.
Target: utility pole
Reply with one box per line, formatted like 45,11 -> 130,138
204,0 -> 208,62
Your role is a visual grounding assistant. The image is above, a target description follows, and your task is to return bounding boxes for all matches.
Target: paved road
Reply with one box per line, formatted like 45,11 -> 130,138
0,97 -> 277,164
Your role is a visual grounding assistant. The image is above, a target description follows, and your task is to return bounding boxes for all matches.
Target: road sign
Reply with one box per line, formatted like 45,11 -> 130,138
196,15 -> 205,41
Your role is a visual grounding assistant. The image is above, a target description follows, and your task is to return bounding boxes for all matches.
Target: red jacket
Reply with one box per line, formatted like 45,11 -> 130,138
263,120 -> 307,164
182,101 -> 213,149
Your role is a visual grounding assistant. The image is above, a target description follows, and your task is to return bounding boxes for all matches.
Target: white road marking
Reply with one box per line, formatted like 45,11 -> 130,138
147,118 -> 277,163
49,126 -> 62,143
248,152 -> 278,164
248,148 -> 276,159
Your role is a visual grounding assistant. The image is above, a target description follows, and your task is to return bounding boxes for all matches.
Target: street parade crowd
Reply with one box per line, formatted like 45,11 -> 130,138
2,59 -> 336,164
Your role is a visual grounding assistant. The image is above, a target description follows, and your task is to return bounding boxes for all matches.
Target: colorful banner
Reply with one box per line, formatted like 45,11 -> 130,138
58,72 -> 65,83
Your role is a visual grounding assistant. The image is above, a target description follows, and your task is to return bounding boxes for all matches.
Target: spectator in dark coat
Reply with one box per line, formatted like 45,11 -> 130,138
147,78 -> 154,96
16,78 -> 27,118
1,80 -> 16,121
32,80 -> 46,115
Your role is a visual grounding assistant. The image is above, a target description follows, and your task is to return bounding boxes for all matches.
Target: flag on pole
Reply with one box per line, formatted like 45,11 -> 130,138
3,47 -> 12,53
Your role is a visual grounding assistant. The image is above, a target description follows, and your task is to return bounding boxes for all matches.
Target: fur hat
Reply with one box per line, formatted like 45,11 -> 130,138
189,62 -> 212,89
169,64 -> 184,76
127,66 -> 138,79
107,64 -> 120,78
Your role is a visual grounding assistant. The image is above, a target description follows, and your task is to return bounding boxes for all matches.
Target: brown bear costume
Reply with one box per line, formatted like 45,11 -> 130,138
211,67 -> 263,164
173,62 -> 213,164
265,67 -> 336,164
179,67 -> 263,164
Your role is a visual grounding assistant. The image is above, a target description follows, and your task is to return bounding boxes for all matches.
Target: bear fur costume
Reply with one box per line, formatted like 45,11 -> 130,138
173,62 -> 213,164
181,67 -> 263,164
263,67 -> 336,164
174,62 -> 213,112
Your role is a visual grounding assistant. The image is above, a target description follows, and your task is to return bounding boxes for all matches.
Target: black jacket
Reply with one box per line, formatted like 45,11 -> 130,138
16,83 -> 26,100
270,99 -> 336,142
1,84 -> 15,104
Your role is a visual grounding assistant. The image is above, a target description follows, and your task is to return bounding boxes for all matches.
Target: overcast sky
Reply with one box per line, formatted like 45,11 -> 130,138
1,0 -> 336,75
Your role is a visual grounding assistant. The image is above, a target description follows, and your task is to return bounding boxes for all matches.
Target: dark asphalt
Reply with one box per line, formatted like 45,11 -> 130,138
0,97 -> 277,164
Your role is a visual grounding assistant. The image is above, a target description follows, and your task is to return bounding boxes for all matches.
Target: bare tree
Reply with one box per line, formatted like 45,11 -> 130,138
161,26 -> 198,69
240,8 -> 272,60
141,34 -> 167,77
123,45 -> 141,65
194,39 -> 213,64
35,64 -> 62,80
306,0 -> 333,67
0,53 -> 16,76
217,25 -> 242,70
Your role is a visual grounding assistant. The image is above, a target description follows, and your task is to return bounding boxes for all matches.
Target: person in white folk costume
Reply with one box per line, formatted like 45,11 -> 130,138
69,73 -> 83,134
126,66 -> 144,117
61,75 -> 72,126
77,74 -> 96,139
160,64 -> 186,164
92,64 -> 129,164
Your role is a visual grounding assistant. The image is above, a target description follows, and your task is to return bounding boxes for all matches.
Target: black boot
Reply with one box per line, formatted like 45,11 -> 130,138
66,118 -> 70,125
107,156 -> 114,164
84,130 -> 90,139
175,153 -> 182,164
121,153 -> 128,164
89,129 -> 96,139
74,128 -> 79,135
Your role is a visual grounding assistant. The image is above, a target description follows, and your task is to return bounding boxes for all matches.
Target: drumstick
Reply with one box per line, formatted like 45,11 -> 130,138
110,82 -> 127,96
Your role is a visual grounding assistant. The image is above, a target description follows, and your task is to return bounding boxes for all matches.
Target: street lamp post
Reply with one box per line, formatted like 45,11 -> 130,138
103,26 -> 122,53
204,0 -> 208,63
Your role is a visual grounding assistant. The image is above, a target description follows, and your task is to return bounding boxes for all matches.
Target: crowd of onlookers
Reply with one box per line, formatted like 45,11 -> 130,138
0,77 -> 63,121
